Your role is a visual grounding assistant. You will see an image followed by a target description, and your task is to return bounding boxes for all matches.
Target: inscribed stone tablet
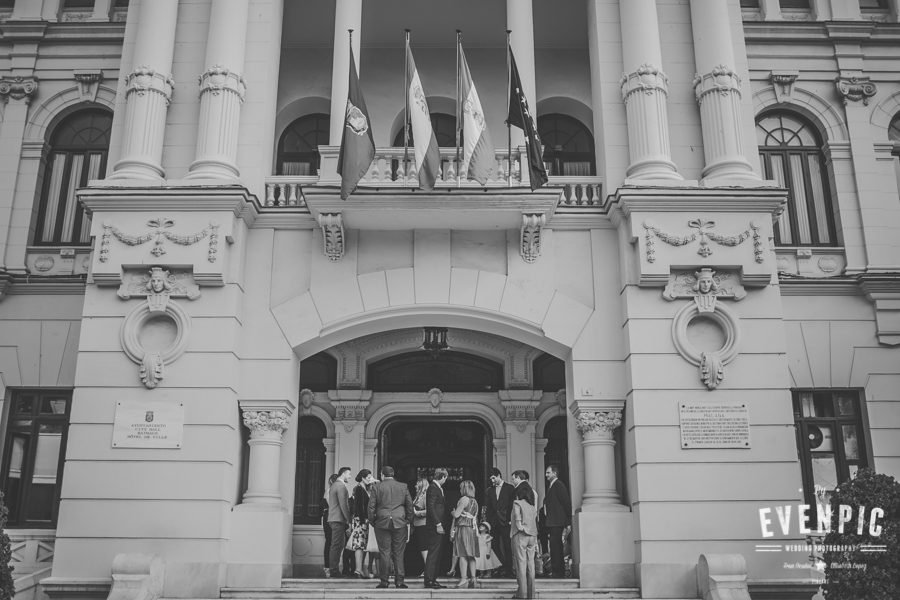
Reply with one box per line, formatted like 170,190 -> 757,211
112,399 -> 184,448
679,400 -> 750,449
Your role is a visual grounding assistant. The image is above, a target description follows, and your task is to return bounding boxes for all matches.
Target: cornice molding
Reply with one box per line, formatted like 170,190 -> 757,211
78,185 -> 259,225
611,186 -> 787,216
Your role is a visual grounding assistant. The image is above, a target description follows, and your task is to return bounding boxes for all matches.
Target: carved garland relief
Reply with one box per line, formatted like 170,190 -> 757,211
643,218 -> 763,264
100,217 -> 219,264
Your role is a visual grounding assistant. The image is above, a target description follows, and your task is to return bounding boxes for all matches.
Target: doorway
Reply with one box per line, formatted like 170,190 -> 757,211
379,418 -> 492,576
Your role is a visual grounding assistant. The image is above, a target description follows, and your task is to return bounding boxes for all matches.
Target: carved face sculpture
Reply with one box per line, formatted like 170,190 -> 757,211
695,269 -> 717,295
148,268 -> 168,293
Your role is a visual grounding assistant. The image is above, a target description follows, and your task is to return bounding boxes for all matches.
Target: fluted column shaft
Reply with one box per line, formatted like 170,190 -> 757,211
241,401 -> 295,506
507,0 -> 536,149
186,0 -> 250,180
689,0 -> 757,183
574,406 -> 626,510
329,0 -> 362,145
109,0 -> 178,181
619,0 -> 681,181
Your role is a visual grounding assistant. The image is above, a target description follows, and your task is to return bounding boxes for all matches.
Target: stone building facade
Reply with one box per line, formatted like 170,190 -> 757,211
1,1 -> 899,599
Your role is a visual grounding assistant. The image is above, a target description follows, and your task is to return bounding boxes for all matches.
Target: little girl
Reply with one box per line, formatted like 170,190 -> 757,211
474,522 -> 501,576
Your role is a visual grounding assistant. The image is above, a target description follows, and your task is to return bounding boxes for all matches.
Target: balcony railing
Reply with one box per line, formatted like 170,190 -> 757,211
263,146 -> 602,209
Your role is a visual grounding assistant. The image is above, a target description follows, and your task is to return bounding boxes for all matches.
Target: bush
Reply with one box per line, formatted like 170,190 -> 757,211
822,469 -> 900,600
0,491 -> 13,600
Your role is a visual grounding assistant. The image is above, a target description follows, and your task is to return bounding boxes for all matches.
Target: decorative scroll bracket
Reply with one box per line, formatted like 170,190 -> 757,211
520,213 -> 546,264
835,76 -> 877,106
663,267 -> 747,313
318,213 -> 345,261
117,266 -> 200,311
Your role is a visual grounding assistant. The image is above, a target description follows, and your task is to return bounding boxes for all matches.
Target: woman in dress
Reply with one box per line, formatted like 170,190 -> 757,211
411,477 -> 429,575
451,479 -> 480,588
347,469 -> 375,577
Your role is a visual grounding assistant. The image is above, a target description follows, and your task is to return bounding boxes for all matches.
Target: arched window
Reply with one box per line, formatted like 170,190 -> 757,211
299,352 -> 337,392
277,113 -> 329,176
537,113 -> 595,177
757,112 -> 836,246
34,108 -> 111,245
392,112 -> 457,148
294,416 -> 327,525
890,114 -> 900,196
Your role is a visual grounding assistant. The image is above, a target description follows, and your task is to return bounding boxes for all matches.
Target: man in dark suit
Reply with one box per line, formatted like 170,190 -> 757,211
484,467 -> 515,576
542,464 -> 571,578
423,467 -> 448,589
327,466 -> 352,577
368,465 -> 414,589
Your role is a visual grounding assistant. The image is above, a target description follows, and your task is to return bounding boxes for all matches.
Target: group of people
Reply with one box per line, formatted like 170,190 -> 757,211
320,463 -> 571,600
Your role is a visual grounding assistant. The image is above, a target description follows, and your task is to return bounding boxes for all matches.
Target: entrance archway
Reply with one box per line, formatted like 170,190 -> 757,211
379,417 -> 492,575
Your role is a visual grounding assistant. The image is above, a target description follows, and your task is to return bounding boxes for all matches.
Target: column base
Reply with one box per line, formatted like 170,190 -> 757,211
226,506 -> 291,587
107,159 -> 165,182
573,510 -> 635,587
184,159 -> 240,182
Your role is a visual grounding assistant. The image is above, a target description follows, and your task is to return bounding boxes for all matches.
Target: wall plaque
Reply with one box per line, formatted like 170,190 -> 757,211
679,400 -> 750,448
112,400 -> 184,448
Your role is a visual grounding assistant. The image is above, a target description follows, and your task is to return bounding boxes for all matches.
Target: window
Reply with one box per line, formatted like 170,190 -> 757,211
890,114 -> 900,196
792,390 -> 869,519
757,112 -> 836,246
299,352 -> 337,392
294,416 -> 326,525
780,0 -> 810,8
1,390 -> 71,527
391,113 -> 458,148
35,109 -> 111,245
276,114 -> 329,176
860,0 -> 888,10
537,113 -> 596,176
740,0 -> 760,8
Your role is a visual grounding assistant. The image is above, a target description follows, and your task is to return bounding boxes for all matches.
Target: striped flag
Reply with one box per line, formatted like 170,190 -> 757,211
458,44 -> 494,184
406,43 -> 441,190
337,50 -> 375,200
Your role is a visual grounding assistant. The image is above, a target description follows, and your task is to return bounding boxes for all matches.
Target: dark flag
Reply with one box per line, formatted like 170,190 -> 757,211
507,47 -> 548,190
337,49 -> 375,200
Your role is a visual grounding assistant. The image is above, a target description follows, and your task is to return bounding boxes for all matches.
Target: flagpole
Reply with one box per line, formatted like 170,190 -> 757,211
506,30 -> 512,189
455,29 -> 461,189
404,29 -> 410,188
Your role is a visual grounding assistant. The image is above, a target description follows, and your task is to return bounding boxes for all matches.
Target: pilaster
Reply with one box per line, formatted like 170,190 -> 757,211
239,399 -> 296,507
186,0 -> 251,181
689,0 -> 759,185
572,400 -> 627,511
107,0 -> 178,181
619,0 -> 681,182
328,389 -> 371,469
0,76 -> 38,270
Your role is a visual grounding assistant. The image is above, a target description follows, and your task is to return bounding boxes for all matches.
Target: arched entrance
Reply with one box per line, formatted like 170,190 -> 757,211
379,417 -> 492,575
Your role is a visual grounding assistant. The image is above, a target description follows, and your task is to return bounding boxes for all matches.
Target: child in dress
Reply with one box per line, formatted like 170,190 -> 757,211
475,522 -> 501,577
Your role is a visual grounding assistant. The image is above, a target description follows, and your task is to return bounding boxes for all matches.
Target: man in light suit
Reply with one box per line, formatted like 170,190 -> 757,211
327,466 -> 352,577
367,465 -> 414,589
542,464 -> 571,578
423,467 -> 448,589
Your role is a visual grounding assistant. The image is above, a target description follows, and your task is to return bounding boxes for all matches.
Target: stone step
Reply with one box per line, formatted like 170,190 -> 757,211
280,577 -> 580,589
219,588 -> 642,599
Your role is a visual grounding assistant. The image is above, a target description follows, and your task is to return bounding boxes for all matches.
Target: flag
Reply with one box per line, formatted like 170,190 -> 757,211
337,50 -> 375,200
507,47 -> 548,191
458,45 -> 495,185
406,44 -> 441,190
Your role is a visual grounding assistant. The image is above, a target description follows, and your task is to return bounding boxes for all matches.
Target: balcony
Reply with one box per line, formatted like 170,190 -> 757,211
262,146 -> 603,219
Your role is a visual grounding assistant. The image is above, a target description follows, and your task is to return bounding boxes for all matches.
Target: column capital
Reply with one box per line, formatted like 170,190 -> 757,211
835,76 -> 877,106
693,65 -> 741,105
198,65 -> 246,102
571,399 -> 625,440
0,76 -> 38,103
621,63 -> 669,102
239,398 -> 297,436
124,67 -> 174,105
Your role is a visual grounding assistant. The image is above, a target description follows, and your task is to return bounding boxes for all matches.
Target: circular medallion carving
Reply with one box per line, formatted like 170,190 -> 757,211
672,302 -> 740,390
34,256 -> 55,272
817,256 -> 839,273
120,300 -> 191,389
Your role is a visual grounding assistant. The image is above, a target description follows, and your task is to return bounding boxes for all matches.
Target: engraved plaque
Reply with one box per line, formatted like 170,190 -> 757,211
113,399 -> 184,448
679,400 -> 750,449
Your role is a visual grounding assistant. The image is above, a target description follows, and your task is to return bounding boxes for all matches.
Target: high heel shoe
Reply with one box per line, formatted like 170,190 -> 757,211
468,578 -> 476,589
455,580 -> 468,588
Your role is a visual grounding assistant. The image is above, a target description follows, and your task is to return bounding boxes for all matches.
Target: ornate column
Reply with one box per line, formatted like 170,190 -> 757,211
329,0 -> 362,145
240,399 -> 296,507
534,437 -> 548,503
506,0 -> 535,149
323,438 -> 335,482
500,391 -> 541,481
573,401 -> 627,511
328,390 -> 371,470
689,0 -> 758,184
186,0 -> 250,180
108,0 -> 178,181
0,76 -> 38,270
619,0 -> 681,181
